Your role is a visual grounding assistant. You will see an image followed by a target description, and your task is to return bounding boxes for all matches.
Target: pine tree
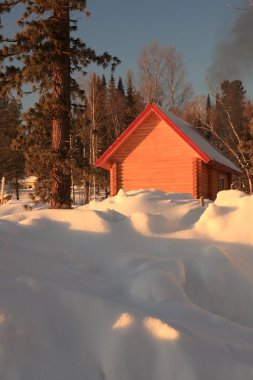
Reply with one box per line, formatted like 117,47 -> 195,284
206,94 -> 211,123
0,0 -> 119,208
217,80 -> 247,142
117,77 -> 125,97
199,82 -> 252,193
107,73 -> 121,139
125,71 -> 145,126
0,96 -> 24,199
96,75 -> 110,155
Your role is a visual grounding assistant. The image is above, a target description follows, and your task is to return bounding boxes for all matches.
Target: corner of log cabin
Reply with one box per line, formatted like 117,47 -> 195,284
110,161 -> 118,196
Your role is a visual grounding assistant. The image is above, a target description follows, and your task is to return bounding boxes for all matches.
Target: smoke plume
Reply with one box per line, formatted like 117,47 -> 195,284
207,1 -> 253,91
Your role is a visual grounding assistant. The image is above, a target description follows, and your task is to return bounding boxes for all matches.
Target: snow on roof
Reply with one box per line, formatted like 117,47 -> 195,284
163,108 -> 241,173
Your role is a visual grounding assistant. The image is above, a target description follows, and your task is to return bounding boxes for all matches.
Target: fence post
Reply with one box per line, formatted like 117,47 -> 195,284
199,195 -> 205,207
1,177 -> 5,205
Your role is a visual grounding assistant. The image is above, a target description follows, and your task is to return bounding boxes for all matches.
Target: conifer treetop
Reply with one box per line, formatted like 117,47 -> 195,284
0,0 -> 120,98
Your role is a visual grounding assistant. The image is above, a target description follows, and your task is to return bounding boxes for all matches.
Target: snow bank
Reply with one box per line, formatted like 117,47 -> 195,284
195,190 -> 253,244
0,189 -> 253,380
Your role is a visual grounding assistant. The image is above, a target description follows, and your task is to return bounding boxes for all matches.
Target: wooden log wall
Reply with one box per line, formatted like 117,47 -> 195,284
111,111 -> 202,196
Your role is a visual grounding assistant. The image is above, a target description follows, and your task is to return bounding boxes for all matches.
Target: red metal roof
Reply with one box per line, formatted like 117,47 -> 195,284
96,102 -> 241,174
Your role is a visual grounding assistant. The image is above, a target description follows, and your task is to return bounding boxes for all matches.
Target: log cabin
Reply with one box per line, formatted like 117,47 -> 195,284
96,103 -> 241,200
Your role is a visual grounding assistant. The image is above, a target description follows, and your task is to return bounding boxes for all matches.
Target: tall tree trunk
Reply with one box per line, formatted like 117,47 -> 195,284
51,5 -> 71,209
245,169 -> 253,195
15,178 -> 19,200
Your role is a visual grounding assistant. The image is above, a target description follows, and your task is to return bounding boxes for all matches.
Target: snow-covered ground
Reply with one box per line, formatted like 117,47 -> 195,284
0,189 -> 253,380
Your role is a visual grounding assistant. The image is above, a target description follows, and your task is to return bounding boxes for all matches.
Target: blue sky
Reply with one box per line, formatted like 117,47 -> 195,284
3,0 -> 252,106
80,0 -> 242,95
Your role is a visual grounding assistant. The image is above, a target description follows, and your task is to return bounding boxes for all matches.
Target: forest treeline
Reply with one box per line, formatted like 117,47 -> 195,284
1,73 -> 252,200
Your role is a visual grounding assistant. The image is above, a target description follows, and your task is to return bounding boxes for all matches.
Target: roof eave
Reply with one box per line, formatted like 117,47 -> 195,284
209,160 -> 242,175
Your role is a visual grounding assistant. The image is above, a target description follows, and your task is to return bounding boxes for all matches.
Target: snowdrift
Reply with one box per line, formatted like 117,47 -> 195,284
195,190 -> 253,244
0,189 -> 253,380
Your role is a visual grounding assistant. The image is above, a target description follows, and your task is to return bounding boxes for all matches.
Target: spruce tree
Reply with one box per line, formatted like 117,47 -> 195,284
126,74 -> 135,108
206,95 -> 211,124
125,71 -> 144,126
208,81 -> 252,193
0,0 -> 119,208
117,77 -> 125,96
219,80 -> 247,139
107,73 -> 121,138
0,96 -> 24,199
96,75 -> 110,155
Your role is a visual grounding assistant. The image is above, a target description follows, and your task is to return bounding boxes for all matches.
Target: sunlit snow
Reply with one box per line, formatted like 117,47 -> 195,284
0,189 -> 252,380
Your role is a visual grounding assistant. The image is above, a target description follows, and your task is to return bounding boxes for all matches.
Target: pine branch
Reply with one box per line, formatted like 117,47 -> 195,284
0,1 -> 21,11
